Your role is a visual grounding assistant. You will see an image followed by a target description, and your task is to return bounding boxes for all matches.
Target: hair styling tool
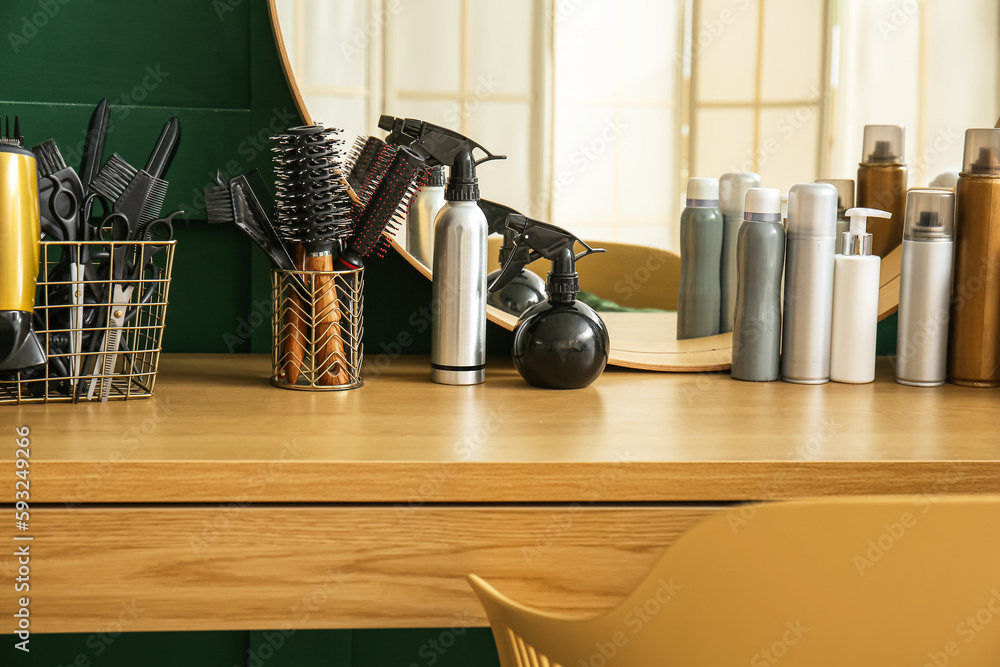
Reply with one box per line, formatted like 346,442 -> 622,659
32,139 -> 89,383
80,118 -> 181,399
349,138 -> 397,209
345,136 -> 391,193
80,99 -> 111,193
204,170 -> 308,297
0,136 -> 45,372
337,146 -> 425,270
272,125 -> 353,385
90,117 -> 180,229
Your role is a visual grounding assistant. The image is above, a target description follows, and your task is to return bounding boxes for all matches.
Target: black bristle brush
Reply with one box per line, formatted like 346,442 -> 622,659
337,146 -> 426,270
345,136 -> 388,193
272,124 -> 353,386
351,141 -> 397,210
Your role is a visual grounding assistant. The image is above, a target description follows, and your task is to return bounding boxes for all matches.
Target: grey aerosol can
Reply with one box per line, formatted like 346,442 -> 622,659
407,165 -> 446,267
731,188 -> 785,382
781,182 -> 839,384
431,151 -> 503,385
896,189 -> 955,386
719,172 -> 761,333
677,177 -> 723,340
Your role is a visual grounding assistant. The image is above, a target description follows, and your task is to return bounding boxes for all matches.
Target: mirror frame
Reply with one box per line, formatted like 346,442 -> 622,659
266,1 -> 901,372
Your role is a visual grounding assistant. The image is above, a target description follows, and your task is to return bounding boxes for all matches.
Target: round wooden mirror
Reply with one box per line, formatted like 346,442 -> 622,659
266,0 -> 905,372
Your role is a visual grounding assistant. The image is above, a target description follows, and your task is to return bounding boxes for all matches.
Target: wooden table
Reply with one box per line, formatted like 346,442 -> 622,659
3,354 -> 998,633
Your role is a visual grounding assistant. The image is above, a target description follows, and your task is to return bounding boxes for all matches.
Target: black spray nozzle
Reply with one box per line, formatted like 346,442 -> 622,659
488,214 -> 605,303
378,114 -> 506,169
479,199 -> 523,265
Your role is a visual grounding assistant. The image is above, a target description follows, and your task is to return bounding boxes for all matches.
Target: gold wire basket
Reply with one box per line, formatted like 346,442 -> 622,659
271,266 -> 363,390
0,240 -> 176,405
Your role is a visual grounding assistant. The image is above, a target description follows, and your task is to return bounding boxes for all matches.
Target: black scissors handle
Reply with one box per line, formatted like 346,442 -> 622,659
38,174 -> 79,241
137,210 -> 181,242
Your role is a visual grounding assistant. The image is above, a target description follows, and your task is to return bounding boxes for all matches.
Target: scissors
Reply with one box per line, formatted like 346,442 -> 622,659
87,210 -> 179,402
38,173 -> 89,386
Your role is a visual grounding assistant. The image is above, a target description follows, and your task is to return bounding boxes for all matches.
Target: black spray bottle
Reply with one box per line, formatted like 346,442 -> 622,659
488,214 -> 609,389
480,199 -> 547,317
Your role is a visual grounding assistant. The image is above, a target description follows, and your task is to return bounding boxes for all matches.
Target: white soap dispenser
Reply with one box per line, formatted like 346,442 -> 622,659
830,207 -> 890,383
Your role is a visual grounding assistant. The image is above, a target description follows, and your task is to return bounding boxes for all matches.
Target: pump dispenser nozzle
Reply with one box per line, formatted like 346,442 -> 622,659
842,207 -> 890,255
488,214 -> 605,303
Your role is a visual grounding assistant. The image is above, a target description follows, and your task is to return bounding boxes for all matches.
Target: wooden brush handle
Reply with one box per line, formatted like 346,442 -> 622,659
284,244 -> 307,384
304,254 -> 350,386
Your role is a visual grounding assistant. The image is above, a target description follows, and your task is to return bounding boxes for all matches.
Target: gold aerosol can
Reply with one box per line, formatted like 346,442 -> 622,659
0,141 -> 45,371
857,124 -> 907,258
947,129 -> 1000,387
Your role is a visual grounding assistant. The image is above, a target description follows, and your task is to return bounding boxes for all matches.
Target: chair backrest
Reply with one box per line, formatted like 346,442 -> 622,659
487,237 -> 680,310
469,496 -> 1000,667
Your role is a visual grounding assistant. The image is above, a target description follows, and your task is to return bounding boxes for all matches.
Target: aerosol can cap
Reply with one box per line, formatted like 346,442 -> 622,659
904,189 -> 955,241
842,207 -> 889,255
743,187 -> 782,222
787,182 -> 838,239
686,177 -> 719,207
719,172 -> 761,215
862,125 -> 905,164
962,129 -> 1000,175
815,178 -> 854,216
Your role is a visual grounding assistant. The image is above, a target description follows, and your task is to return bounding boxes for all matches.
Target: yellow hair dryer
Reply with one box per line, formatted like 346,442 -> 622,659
0,143 -> 46,371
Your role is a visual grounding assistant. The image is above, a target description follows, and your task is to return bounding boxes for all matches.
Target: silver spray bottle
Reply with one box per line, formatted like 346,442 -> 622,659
431,151 -> 501,385
719,172 -> 761,333
781,182 -> 839,384
731,188 -> 785,382
407,165 -> 446,267
896,189 -> 955,386
816,178 -> 855,244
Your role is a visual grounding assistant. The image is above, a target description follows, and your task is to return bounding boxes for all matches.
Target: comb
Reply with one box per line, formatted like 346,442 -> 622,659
91,153 -> 168,227
204,169 -> 306,297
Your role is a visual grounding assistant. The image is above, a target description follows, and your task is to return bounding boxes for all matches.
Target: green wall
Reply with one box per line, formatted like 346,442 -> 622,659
2,0 -> 506,663
2,0 -> 514,357
2,628 -> 502,667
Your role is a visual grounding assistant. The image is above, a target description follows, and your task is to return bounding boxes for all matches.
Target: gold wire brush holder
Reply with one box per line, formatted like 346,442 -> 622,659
0,240 -> 176,405
271,266 -> 364,391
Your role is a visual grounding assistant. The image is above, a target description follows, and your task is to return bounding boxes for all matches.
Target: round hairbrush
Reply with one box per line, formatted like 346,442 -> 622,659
272,125 -> 353,385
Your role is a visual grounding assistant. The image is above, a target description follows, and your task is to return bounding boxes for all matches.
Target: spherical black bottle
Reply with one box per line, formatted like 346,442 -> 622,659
513,299 -> 609,389
511,244 -> 609,390
486,267 -> 546,316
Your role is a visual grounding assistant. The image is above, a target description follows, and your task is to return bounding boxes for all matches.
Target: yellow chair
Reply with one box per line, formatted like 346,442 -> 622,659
468,496 -> 1000,666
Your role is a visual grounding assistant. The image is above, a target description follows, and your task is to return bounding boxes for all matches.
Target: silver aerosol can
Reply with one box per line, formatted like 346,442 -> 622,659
781,182 -> 839,384
731,188 -> 785,382
719,172 -> 761,333
407,165 -> 446,267
896,189 -> 955,386
816,178 -> 855,244
677,177 -> 723,340
431,151 -> 491,385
